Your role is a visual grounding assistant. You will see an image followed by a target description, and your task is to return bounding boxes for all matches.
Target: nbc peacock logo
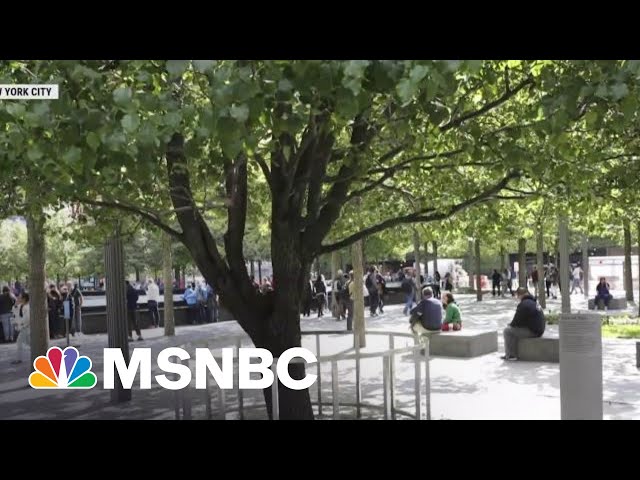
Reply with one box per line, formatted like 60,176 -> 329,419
29,346 -> 97,389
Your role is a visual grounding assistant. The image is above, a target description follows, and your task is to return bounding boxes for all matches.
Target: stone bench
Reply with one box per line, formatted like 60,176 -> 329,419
517,336 -> 559,363
588,297 -> 627,310
427,329 -> 498,358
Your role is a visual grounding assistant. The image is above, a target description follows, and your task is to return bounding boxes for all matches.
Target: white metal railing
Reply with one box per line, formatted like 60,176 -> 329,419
172,330 -> 431,420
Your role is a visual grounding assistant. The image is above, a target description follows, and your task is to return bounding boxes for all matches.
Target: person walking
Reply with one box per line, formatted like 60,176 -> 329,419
401,271 -> 416,315
11,292 -> 30,364
491,269 -> 502,297
47,284 -> 62,339
68,282 -> 84,335
126,280 -> 143,341
146,279 -> 161,328
570,264 -> 584,295
314,274 -> 327,317
0,286 -> 16,343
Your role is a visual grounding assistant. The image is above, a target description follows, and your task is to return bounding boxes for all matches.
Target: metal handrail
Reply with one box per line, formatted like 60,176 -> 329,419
173,329 -> 431,420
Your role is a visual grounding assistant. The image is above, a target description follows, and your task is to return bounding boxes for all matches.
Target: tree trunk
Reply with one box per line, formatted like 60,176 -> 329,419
162,232 -> 175,336
432,240 -> 438,275
27,210 -> 48,363
423,242 -> 429,275
558,214 -> 571,314
500,245 -> 505,272
518,238 -> 526,289
537,222 -> 546,309
104,230 -> 131,403
352,239 -> 366,349
330,251 -> 339,315
250,259 -> 255,278
135,266 -> 140,283
475,238 -> 482,301
258,230 -> 313,420
413,228 -> 421,302
623,219 -> 634,302
582,234 -> 589,300
258,260 -> 262,283
468,239 -> 475,292
174,266 -> 180,286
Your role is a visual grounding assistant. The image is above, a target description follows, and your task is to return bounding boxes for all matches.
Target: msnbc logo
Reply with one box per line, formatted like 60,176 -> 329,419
29,346 -> 97,389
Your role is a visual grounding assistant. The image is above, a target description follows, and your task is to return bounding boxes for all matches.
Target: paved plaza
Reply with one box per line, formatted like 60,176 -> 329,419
1,292 -> 638,420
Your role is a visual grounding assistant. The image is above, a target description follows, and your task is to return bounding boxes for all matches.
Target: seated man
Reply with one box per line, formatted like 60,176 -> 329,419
409,287 -> 442,353
594,277 -> 612,309
501,287 -> 545,361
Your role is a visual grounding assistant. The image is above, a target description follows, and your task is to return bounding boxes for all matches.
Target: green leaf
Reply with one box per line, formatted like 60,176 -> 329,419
27,146 -> 43,162
410,65 -> 429,83
396,78 -> 415,104
86,132 -> 101,151
278,79 -> 293,92
121,113 -> 140,132
230,104 -> 249,123
113,87 -> 133,106
444,60 -> 461,71
344,60 -> 370,78
166,60 -> 190,77
466,60 -> 483,73
193,60 -> 217,73
609,82 -> 629,101
62,146 -> 82,165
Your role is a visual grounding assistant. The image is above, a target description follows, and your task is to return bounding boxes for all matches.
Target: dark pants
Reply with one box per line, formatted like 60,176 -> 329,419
492,282 -> 500,296
346,299 -> 354,331
148,300 -> 160,327
595,293 -> 611,307
369,290 -> 379,315
48,309 -> 60,338
197,302 -> 207,324
127,309 -> 141,338
545,280 -> 551,297
302,299 -> 312,317
316,293 -> 326,316
432,284 -> 441,299
378,291 -> 384,313
187,305 -> 198,324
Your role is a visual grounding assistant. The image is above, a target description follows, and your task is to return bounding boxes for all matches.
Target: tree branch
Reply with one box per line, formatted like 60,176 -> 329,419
78,197 -> 183,239
440,76 -> 534,132
253,154 -> 271,185
319,171 -> 521,254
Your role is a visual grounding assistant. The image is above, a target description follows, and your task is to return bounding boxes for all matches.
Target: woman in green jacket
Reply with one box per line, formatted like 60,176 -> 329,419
442,292 -> 461,331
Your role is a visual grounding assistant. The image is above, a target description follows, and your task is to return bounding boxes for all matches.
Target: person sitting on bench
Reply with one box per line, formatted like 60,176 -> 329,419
594,277 -> 612,309
409,287 -> 442,352
501,287 -> 545,361
441,292 -> 461,331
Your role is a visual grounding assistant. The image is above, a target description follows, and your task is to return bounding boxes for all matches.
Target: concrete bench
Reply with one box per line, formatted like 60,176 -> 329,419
427,329 -> 498,358
517,336 -> 559,363
588,297 -> 627,310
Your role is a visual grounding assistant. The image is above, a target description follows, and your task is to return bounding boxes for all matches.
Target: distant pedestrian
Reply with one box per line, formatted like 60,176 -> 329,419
146,279 -> 161,328
11,292 -> 30,364
126,280 -> 143,341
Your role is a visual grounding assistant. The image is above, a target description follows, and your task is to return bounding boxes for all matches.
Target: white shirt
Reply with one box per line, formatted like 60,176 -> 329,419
573,267 -> 582,277
146,283 -> 160,302
12,303 -> 30,329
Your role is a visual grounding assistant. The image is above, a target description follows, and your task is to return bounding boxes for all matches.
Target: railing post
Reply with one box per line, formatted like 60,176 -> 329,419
355,336 -> 362,419
181,358 -> 192,420
236,337 -> 244,420
388,334 -> 396,420
382,355 -> 390,420
414,338 -> 421,420
271,362 -> 279,420
424,337 -> 431,421
316,334 -> 322,417
331,360 -> 340,420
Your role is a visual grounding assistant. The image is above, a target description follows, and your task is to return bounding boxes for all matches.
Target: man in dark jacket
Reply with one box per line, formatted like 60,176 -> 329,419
491,269 -> 502,296
0,286 -> 16,342
410,287 -> 443,334
501,287 -> 545,360
126,280 -> 143,341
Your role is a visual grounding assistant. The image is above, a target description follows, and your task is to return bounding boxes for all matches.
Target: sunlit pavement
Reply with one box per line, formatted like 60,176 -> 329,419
0,291 -> 638,420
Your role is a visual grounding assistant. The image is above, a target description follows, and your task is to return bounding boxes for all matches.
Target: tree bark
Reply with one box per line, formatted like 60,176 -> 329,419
623,219 -> 634,302
500,245 -> 505,272
258,260 -> 262,283
330,251 -> 339,315
582,234 -> 589,300
104,230 -> 131,403
250,259 -> 255,278
558,214 -> 571,314
413,228 -> 422,302
432,240 -> 438,275
468,239 -> 475,292
27,210 -> 48,363
352,239 -> 366,349
423,242 -> 429,275
475,238 -> 482,301
174,266 -> 180,286
637,222 -> 640,317
162,232 -> 175,336
537,222 -> 546,309
135,266 -> 140,283
518,238 -> 526,289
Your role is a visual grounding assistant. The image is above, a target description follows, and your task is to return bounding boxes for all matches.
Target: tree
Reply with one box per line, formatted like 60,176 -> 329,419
5,60 -> 638,418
